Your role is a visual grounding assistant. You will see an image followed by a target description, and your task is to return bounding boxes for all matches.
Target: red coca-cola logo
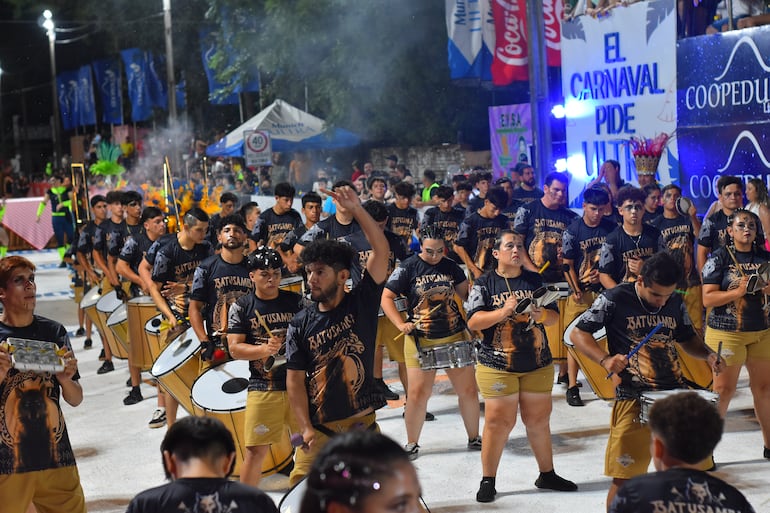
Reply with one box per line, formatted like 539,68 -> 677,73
542,0 -> 562,50
495,0 -> 527,65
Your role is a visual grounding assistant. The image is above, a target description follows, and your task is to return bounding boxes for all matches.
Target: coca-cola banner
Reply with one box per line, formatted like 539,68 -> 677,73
491,0 -> 528,86
560,0 -> 677,206
543,0 -> 562,67
489,103 -> 532,178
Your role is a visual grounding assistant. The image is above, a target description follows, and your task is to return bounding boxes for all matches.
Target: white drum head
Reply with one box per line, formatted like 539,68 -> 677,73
151,329 -> 201,377
280,276 -> 303,287
129,296 -> 156,306
145,313 -> 164,334
80,286 -> 102,309
279,478 -> 307,513
96,291 -> 121,314
563,315 -> 606,347
191,360 -> 249,412
106,303 -> 127,327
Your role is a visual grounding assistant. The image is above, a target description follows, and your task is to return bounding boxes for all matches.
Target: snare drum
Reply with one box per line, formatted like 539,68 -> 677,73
106,304 -> 130,357
563,316 -> 615,400
97,291 -> 129,360
151,329 -> 202,414
639,389 -> 719,423
191,360 -> 294,478
279,276 -> 304,295
420,340 -> 477,370
127,297 -> 161,371
279,479 -> 307,513
379,296 -> 408,317
144,313 -> 165,362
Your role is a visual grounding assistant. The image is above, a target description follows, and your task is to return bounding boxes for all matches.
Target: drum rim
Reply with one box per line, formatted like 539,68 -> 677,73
128,296 -> 156,304
96,290 -> 121,313
106,304 -> 128,325
279,276 -> 304,284
80,286 -> 103,308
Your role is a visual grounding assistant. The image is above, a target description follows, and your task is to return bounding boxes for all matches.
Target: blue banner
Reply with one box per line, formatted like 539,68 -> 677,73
92,58 -> 123,125
676,26 -> 770,213
56,70 -> 80,131
146,51 -> 168,110
199,28 -> 259,105
77,65 -> 97,127
176,79 -> 186,110
120,48 -> 152,121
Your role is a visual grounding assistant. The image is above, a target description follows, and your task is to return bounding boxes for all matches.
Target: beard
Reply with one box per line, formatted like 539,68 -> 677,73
310,281 -> 339,304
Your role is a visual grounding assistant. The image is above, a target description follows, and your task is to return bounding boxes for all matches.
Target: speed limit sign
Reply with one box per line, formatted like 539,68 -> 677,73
244,130 -> 272,166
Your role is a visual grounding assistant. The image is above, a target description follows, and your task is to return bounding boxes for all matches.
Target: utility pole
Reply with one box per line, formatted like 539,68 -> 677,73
43,10 -> 62,168
526,0 -> 553,182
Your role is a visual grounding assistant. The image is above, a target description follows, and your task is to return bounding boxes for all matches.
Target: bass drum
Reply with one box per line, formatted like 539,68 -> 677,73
127,296 -> 161,371
80,286 -> 106,342
191,360 -> 294,478
96,291 -> 129,360
151,328 -> 202,414
278,478 -> 307,513
562,316 -> 615,401
106,303 -> 130,356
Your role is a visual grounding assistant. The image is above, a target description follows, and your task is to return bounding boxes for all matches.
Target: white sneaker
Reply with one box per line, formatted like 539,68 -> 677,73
148,408 -> 167,429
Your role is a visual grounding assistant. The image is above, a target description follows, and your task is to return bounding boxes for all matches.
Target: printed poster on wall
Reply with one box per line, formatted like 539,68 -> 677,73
560,0 -> 677,206
488,103 -> 532,179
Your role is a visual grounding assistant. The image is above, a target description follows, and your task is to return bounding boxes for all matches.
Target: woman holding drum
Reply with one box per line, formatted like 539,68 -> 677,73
466,230 -> 577,503
381,225 -> 480,461
702,208 -> 770,459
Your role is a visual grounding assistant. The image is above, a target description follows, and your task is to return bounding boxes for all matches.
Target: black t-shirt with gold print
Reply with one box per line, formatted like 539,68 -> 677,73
513,200 -> 578,283
151,237 -> 212,320
385,254 -> 468,339
599,224 -> 662,284
386,204 -> 419,255
575,283 -> 696,400
466,270 -> 556,373
190,255 -> 254,338
455,211 -> 509,272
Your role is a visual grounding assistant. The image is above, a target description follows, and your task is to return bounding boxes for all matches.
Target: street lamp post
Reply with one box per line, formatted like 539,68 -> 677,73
43,10 -> 62,168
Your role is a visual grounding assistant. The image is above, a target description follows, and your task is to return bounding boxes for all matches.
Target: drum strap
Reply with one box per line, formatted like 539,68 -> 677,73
313,420 -> 377,439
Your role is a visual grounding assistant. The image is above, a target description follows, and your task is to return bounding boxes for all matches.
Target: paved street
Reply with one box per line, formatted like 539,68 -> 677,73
23,249 -> 770,512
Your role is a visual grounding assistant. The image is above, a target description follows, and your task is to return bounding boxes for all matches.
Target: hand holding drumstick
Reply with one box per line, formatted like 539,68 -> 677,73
394,302 -> 443,340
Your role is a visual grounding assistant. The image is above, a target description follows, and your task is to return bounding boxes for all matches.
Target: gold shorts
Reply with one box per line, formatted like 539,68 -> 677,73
289,412 -> 378,487
705,326 -> 770,366
377,315 -> 405,362
562,292 -> 597,327
605,399 -> 652,479
0,466 -> 86,513
244,390 -> 298,447
404,331 -> 469,369
544,297 -> 568,360
475,363 -> 554,398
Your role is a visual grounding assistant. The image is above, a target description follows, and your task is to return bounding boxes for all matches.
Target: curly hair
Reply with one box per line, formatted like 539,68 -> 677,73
300,239 -> 356,272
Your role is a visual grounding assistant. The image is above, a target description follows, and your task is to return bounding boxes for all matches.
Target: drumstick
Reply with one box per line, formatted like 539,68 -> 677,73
393,302 -> 443,341
606,322 -> 663,379
254,309 -> 274,338
716,341 -> 723,375
724,246 -> 746,277
538,261 -> 551,274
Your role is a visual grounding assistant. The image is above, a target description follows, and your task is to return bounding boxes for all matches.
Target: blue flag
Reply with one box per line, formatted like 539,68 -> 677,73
120,48 -> 152,122
56,70 -> 80,131
77,65 -> 97,127
199,28 -> 259,105
92,58 -> 123,125
146,51 -> 168,110
176,78 -> 186,110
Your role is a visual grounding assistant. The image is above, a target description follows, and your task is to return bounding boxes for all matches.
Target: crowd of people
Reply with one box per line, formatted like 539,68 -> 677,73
0,153 -> 765,512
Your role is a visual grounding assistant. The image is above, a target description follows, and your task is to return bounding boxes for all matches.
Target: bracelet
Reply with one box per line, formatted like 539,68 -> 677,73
599,355 -> 610,366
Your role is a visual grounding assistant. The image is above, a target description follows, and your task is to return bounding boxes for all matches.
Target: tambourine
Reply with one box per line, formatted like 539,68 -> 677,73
262,328 -> 288,372
675,197 -> 693,217
2,338 -> 66,373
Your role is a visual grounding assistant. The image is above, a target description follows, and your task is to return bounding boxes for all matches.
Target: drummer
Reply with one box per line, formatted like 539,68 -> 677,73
116,206 -> 167,406
105,190 -> 144,295
189,214 -> 253,370
453,187 -> 509,280
280,192 -> 322,273
251,182 -> 302,256
74,194 -> 108,350
570,252 -> 723,509
91,191 -> 125,373
381,224 -> 481,461
466,230 -> 577,503
226,247 -> 303,487
512,171 -> 578,385
147,208 -> 212,428
701,209 -> 770,460
560,186 -> 616,406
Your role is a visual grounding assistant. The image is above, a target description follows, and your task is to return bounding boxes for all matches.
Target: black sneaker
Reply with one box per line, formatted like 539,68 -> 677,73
403,409 -> 436,421
83,338 -> 93,350
764,447 -> 770,459
123,388 -> 143,405
556,373 -> 569,385
75,327 -> 85,337
148,408 -> 167,429
97,360 -> 114,374
376,378 -> 400,401
476,478 -> 497,503
58,261 -> 67,268
566,386 -> 584,407
467,436 -> 482,450
404,442 -> 420,461
126,377 -> 132,387
535,470 -> 577,492
98,349 -> 106,361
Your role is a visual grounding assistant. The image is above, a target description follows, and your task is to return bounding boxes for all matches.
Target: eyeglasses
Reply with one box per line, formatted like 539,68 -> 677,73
423,248 -> 444,256
735,223 -> 757,231
622,204 -> 643,212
